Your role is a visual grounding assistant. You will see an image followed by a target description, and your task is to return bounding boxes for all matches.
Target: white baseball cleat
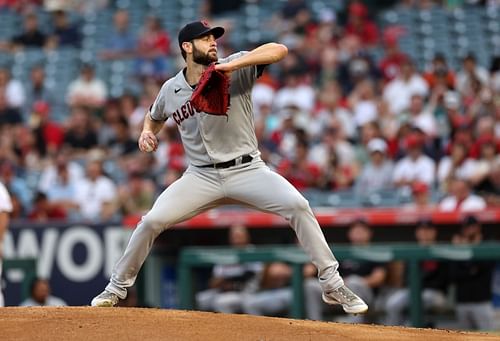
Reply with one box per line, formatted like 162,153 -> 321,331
322,285 -> 369,315
91,290 -> 119,307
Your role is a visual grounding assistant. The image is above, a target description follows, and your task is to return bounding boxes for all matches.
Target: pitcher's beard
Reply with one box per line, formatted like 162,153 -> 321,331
193,46 -> 217,66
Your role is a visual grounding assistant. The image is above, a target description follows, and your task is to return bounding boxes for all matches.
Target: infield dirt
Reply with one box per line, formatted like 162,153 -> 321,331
1,307 -> 500,340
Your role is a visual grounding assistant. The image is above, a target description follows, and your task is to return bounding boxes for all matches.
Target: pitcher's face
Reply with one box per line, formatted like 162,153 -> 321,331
192,34 -> 218,66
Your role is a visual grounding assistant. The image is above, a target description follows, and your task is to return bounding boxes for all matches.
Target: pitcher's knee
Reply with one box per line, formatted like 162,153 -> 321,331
288,195 -> 311,213
140,214 -> 170,233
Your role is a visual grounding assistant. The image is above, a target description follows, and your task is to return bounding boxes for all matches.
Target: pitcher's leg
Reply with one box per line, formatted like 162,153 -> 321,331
106,170 -> 224,299
225,165 -> 340,286
225,164 -> 367,314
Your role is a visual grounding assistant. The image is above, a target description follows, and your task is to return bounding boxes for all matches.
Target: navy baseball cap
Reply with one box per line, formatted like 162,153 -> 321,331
178,20 -> 225,47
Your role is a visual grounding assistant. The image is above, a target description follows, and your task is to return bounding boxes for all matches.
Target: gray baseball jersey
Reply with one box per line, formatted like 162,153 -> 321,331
149,52 -> 260,166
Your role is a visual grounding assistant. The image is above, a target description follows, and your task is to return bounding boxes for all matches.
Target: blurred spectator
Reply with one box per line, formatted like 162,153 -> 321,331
38,148 -> 83,192
108,117 -> 139,158
313,81 -> 355,140
315,130 -> 357,190
274,68 -> 315,114
19,278 -> 67,307
475,158 -> 500,207
344,1 -> 379,46
277,139 -> 321,190
406,93 -> 438,138
0,67 -> 26,109
449,215 -> 495,331
383,59 -> 429,115
43,158 -> 80,220
384,219 -> 449,326
117,172 -> 155,216
197,225 -> 263,313
24,65 -> 57,121
355,138 -> 394,195
135,16 -> 171,79
491,56 -> 500,94
73,158 -> 117,222
439,178 -> 486,212
437,142 -> 477,191
99,9 -> 136,60
29,101 -> 64,156
280,0 -> 307,20
66,63 -> 107,110
456,53 -> 489,97
304,219 -> 387,322
47,9 -> 81,48
423,53 -> 456,90
242,262 -> 292,316
378,27 -> 409,82
393,133 -> 436,188
0,161 -> 32,214
28,191 -> 66,221
471,135 -> 500,185
10,12 -> 47,51
63,106 -> 98,152
404,182 -> 435,210
0,180 -> 12,307
0,92 -> 22,127
348,78 -> 378,128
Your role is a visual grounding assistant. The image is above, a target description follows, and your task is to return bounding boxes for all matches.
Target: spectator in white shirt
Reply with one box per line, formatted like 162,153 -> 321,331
383,59 -> 429,115
437,142 -> 477,190
19,278 -> 67,307
274,68 -> 315,114
0,181 -> 12,307
66,63 -> 108,110
456,53 -> 490,97
74,159 -> 117,221
406,93 -> 438,138
355,138 -> 394,195
0,67 -> 25,109
439,178 -> 486,212
393,133 -> 436,188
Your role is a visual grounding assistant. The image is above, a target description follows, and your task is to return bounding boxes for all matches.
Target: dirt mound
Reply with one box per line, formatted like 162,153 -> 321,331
1,307 -> 499,341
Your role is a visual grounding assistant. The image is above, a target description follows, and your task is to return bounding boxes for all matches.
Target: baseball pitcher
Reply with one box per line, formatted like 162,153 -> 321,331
91,21 -> 368,315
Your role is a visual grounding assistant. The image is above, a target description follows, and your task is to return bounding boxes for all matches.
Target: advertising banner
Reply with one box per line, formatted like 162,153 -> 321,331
2,223 -> 131,306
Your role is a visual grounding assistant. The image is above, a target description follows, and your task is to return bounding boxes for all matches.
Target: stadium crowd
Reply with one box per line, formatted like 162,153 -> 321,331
0,0 -> 498,225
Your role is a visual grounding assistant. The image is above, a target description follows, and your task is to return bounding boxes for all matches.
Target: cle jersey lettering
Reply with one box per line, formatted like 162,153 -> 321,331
172,101 -> 197,125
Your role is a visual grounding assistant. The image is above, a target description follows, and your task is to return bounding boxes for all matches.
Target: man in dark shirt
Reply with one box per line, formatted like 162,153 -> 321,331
475,159 -> 500,207
384,219 -> 449,326
48,10 -> 81,48
11,12 -> 47,49
0,92 -> 22,126
450,215 -> 495,330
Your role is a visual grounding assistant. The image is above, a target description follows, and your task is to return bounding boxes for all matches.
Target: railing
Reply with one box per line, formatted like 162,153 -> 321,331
178,242 -> 500,327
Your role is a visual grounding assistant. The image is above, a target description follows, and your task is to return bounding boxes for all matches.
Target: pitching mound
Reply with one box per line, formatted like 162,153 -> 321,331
1,307 -> 499,341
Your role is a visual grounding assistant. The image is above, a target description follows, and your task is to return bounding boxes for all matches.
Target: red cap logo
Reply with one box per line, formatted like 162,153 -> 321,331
201,20 -> 209,28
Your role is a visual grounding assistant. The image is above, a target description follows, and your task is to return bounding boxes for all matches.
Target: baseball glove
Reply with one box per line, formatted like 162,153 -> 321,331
190,63 -> 230,117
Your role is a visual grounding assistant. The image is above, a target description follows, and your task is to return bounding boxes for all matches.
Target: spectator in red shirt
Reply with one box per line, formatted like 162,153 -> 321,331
28,191 -> 66,221
30,101 -> 64,157
135,16 -> 171,79
378,34 -> 408,82
344,1 -> 378,47
277,139 -> 321,190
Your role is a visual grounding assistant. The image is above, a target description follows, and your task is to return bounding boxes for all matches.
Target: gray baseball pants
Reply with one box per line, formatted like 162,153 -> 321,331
106,159 -> 343,298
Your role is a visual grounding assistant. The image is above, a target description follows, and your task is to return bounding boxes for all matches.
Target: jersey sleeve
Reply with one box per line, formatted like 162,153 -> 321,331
149,81 -> 170,121
219,51 -> 265,93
